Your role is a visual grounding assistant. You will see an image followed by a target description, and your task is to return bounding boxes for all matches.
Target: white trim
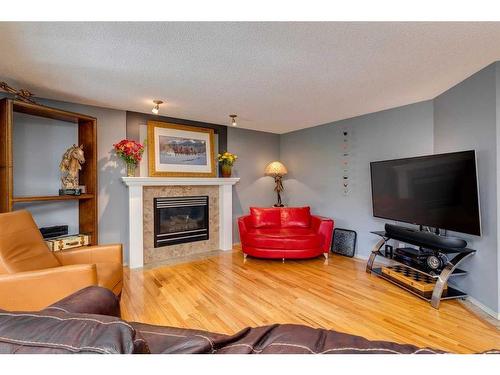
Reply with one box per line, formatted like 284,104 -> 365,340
466,296 -> 500,320
353,253 -> 369,261
122,177 -> 239,186
219,184 -> 233,251
127,184 -> 144,269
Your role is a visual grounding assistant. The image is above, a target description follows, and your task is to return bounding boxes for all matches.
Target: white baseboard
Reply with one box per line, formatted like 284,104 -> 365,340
466,296 -> 500,320
353,253 -> 369,261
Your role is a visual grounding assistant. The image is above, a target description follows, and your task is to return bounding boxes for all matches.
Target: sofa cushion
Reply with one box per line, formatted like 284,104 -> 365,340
131,321 -> 230,354
0,309 -> 149,354
250,228 -> 315,237
131,322 -> 444,354
44,286 -> 121,317
245,228 -> 321,249
250,207 -> 281,228
280,207 -> 311,228
213,324 -> 443,354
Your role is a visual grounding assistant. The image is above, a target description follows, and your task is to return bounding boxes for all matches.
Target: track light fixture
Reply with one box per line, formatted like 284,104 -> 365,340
229,114 -> 237,127
152,100 -> 163,115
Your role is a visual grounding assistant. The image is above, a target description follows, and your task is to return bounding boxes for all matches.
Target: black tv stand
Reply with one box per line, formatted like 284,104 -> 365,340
366,231 -> 476,309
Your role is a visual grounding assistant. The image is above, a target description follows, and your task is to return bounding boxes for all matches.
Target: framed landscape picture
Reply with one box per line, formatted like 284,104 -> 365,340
148,121 -> 216,177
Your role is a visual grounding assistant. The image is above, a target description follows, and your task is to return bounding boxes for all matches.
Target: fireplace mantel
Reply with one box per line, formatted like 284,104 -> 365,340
122,177 -> 240,268
122,177 -> 240,186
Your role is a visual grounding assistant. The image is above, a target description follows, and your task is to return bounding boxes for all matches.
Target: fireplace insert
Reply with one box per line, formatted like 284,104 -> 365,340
153,196 -> 209,247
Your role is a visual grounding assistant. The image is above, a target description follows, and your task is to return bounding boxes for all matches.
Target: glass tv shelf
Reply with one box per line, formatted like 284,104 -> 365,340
366,231 -> 476,309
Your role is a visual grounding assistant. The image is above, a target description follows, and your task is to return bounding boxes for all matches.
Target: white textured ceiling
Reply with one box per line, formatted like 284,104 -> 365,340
1,22 -> 500,134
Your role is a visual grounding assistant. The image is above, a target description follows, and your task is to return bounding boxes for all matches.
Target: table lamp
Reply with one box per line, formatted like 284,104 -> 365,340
264,161 -> 288,207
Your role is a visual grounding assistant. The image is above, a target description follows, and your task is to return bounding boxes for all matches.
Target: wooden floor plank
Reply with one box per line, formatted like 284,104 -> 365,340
121,248 -> 500,353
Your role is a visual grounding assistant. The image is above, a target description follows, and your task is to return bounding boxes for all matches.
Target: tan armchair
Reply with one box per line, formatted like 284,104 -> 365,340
0,210 -> 123,311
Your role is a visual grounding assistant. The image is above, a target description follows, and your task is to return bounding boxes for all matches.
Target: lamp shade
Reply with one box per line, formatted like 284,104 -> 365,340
264,161 -> 288,176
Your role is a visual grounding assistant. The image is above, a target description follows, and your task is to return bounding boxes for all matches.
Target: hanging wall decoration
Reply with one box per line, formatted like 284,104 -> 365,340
341,127 -> 350,196
147,121 -> 216,177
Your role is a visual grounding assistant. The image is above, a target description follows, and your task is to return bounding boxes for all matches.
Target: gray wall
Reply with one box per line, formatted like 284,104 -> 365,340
280,101 -> 434,260
279,62 -> 500,315
228,127 -> 281,241
433,62 -> 499,314
497,64 -> 500,315
12,112 -> 80,234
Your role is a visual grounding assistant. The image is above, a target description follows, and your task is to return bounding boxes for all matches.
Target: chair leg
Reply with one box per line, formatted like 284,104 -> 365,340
323,253 -> 329,265
243,253 -> 248,260
282,258 -> 285,263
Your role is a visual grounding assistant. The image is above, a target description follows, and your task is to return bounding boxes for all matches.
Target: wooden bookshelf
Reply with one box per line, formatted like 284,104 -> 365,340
0,98 -> 98,245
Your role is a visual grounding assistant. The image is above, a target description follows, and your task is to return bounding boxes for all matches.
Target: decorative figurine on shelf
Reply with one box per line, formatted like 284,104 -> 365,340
0,81 -> 37,104
113,139 -> 145,177
59,144 -> 85,196
264,161 -> 288,207
218,151 -> 238,177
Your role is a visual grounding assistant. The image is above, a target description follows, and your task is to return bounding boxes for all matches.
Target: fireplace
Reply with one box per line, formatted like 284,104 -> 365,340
154,196 -> 209,247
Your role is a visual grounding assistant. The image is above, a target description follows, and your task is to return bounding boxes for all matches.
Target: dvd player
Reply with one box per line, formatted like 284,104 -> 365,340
39,225 -> 69,239
385,224 -> 467,250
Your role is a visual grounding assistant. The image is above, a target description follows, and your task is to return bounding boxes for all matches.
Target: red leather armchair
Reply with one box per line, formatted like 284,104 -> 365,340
238,207 -> 334,260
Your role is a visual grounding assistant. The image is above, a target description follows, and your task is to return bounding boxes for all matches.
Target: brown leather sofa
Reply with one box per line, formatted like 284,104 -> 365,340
0,286 -> 454,354
0,210 -> 123,311
1,287 -> 498,354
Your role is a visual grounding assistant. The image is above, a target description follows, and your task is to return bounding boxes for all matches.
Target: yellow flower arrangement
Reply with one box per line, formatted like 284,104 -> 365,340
217,151 -> 238,166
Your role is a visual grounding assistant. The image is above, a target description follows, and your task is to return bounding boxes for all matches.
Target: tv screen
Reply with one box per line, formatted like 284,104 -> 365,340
370,150 -> 481,236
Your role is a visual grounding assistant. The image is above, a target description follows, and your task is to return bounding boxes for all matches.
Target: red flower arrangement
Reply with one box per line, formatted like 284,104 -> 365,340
113,140 -> 144,177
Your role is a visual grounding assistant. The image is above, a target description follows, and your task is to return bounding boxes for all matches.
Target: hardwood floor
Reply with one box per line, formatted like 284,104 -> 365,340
121,248 -> 500,353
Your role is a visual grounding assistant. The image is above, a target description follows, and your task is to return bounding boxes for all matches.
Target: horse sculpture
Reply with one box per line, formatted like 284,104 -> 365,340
60,144 -> 85,190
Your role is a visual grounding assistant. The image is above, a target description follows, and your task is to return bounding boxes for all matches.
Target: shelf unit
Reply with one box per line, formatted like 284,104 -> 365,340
0,98 -> 98,245
12,194 -> 95,203
370,268 -> 467,302
366,231 -> 476,309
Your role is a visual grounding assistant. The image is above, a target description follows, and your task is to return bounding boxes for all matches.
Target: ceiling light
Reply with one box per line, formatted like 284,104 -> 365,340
152,100 -> 163,115
229,114 -> 237,127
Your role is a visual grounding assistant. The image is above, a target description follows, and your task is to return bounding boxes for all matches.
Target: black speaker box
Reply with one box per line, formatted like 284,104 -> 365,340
331,228 -> 357,257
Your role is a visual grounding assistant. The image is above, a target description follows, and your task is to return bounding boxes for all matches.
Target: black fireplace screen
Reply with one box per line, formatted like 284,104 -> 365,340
154,196 -> 209,247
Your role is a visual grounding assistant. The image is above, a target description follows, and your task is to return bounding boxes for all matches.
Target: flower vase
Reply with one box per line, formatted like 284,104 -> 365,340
221,164 -> 232,178
126,163 -> 136,177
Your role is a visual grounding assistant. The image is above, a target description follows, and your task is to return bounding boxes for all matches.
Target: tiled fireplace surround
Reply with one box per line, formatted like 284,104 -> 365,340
122,177 -> 239,268
143,186 -> 218,264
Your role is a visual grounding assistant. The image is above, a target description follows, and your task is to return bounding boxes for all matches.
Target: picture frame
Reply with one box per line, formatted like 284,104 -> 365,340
147,121 -> 216,177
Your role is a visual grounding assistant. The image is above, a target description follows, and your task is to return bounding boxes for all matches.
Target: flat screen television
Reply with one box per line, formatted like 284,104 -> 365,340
370,150 -> 481,236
